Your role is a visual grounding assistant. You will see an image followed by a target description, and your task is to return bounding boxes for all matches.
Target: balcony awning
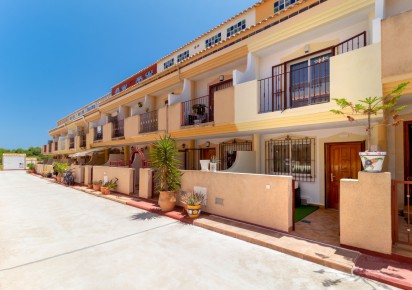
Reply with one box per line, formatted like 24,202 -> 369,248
68,147 -> 108,158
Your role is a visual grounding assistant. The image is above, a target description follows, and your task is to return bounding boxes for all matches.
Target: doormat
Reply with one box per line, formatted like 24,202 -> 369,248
295,205 -> 319,222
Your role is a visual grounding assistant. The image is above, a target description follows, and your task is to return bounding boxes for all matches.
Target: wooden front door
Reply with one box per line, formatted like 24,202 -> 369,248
202,148 -> 216,160
325,142 -> 363,209
404,121 -> 412,181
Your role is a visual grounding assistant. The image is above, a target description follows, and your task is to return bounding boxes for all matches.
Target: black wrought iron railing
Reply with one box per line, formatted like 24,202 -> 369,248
181,96 -> 211,126
139,110 -> 158,133
259,32 -> 366,113
80,134 -> 86,148
259,61 -> 330,113
334,31 -> 366,55
112,119 -> 125,138
69,138 -> 75,149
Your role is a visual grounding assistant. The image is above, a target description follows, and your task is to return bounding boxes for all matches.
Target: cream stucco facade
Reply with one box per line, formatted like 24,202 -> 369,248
40,0 -> 412,254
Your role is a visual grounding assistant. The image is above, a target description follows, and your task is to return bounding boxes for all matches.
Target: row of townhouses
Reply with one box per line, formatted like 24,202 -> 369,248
40,0 -> 412,254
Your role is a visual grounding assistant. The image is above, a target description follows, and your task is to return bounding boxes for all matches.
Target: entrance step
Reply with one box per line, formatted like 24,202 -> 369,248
194,215 -> 360,274
393,243 -> 412,259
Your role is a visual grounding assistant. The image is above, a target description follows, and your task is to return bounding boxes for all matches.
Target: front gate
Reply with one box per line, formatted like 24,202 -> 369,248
392,180 -> 412,246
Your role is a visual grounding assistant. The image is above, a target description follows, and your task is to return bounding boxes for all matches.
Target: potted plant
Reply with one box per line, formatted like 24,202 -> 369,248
53,162 -> 68,182
210,155 -> 219,172
93,180 -> 102,191
331,82 -> 409,172
181,191 -> 206,219
100,181 -> 108,193
87,183 -> 93,189
192,103 -> 206,115
104,178 -> 118,195
150,134 -> 182,212
27,163 -> 35,174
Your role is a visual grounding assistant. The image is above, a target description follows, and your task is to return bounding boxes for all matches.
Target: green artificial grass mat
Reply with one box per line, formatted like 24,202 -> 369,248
295,205 -> 319,222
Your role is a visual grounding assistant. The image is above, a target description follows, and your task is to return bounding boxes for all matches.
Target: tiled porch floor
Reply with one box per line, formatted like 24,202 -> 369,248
292,208 -> 340,246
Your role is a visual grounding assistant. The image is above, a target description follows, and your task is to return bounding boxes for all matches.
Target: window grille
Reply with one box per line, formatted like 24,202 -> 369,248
265,136 -> 315,182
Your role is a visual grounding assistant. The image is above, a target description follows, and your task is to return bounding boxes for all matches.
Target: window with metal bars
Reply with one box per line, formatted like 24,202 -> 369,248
265,136 -> 315,182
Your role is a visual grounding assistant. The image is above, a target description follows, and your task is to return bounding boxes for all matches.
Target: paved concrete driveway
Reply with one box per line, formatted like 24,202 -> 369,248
0,171 -> 395,290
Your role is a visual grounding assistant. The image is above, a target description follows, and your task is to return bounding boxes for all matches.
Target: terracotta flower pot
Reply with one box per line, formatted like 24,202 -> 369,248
104,188 -> 111,195
87,184 -> 93,189
100,186 -> 107,193
158,191 -> 176,212
93,184 -> 100,191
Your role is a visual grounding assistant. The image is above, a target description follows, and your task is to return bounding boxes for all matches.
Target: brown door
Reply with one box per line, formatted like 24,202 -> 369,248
326,142 -> 363,209
202,148 -> 216,160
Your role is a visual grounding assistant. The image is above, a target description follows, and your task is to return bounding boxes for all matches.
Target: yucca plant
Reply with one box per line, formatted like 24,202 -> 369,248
181,191 -> 205,206
150,134 -> 182,192
331,82 -> 409,151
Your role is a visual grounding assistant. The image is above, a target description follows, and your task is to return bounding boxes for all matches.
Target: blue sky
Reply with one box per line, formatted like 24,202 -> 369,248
0,0 -> 257,149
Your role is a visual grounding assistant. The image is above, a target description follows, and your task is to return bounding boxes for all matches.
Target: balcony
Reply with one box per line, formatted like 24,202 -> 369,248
79,134 -> 86,148
139,110 -> 158,133
69,138 -> 75,149
112,119 -> 125,139
258,32 -> 366,113
94,126 -> 103,142
181,96 -> 213,126
259,61 -> 330,113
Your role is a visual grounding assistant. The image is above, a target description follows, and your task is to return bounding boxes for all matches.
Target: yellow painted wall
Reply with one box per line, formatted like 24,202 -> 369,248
84,165 -> 93,185
331,43 -> 382,103
234,80 -> 259,123
382,9 -> 412,79
158,107 -> 167,132
168,102 -> 181,133
103,123 -> 112,142
124,115 -> 140,139
214,87 -> 235,125
249,0 -> 374,53
179,170 -> 293,232
70,164 -> 85,184
340,172 -> 392,254
92,166 -> 134,195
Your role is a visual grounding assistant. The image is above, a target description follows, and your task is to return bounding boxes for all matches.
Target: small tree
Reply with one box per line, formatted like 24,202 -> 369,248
150,134 -> 182,192
331,82 -> 409,151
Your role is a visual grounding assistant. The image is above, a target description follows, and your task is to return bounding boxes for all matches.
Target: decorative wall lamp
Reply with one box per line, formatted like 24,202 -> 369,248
219,75 -> 225,82
206,141 -> 210,148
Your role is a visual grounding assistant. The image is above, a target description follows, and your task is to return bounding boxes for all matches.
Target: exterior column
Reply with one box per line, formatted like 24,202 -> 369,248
124,146 -> 130,163
253,134 -> 261,174
372,0 -> 385,43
